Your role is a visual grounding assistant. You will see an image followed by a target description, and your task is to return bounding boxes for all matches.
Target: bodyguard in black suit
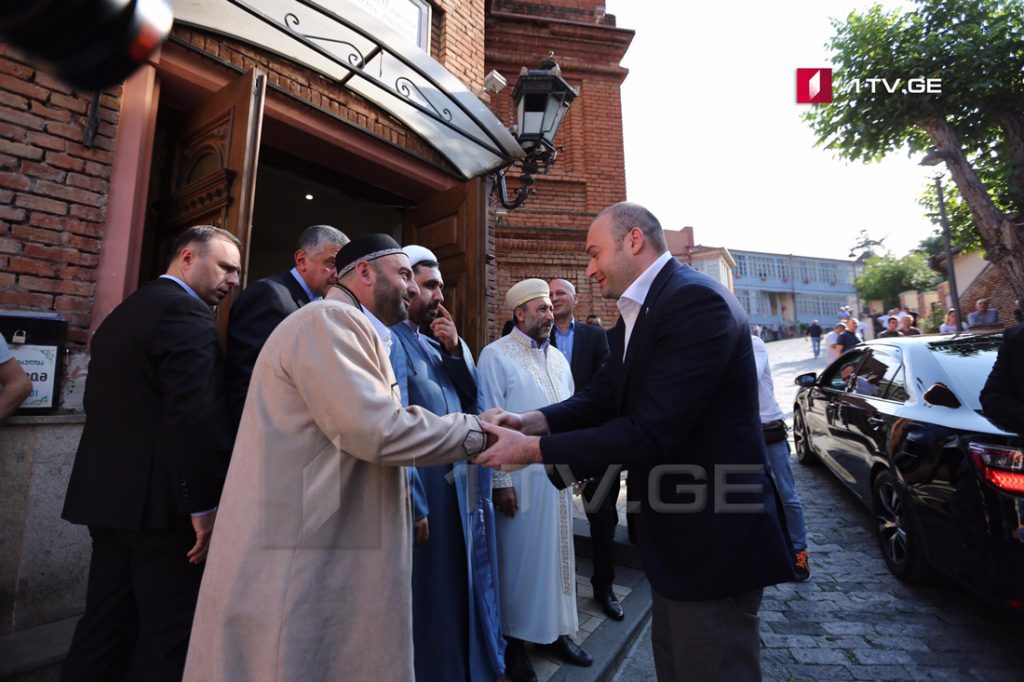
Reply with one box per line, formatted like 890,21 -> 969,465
477,203 -> 793,682
61,226 -> 242,681
224,224 -> 347,432
980,323 -> 1024,434
548,278 -> 622,621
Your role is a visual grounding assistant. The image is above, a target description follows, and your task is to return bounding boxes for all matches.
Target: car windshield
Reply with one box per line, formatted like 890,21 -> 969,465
928,340 -> 1001,411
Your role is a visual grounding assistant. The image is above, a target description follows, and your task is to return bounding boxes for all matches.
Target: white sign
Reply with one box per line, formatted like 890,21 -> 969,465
11,344 -> 57,409
345,0 -> 430,51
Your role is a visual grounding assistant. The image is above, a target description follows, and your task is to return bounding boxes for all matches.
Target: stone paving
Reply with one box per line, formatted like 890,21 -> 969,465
613,337 -> 1024,682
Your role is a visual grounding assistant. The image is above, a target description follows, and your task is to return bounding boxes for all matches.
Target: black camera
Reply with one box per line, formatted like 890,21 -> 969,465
0,0 -> 172,91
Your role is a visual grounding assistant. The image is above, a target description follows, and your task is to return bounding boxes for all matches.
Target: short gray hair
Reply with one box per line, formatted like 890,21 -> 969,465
595,202 -> 667,253
297,225 -> 348,254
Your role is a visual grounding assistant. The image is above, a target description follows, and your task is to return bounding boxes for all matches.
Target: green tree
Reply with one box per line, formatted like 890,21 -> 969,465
857,252 -> 940,309
805,0 -> 1024,301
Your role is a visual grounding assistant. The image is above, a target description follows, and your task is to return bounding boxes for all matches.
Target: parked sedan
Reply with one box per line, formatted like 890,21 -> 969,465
792,333 -> 1024,607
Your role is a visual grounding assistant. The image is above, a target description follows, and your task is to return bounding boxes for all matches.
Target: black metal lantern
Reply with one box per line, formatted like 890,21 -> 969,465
495,54 -> 579,209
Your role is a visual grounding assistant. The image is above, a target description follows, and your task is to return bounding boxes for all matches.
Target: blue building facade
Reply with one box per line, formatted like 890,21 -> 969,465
731,250 -> 861,332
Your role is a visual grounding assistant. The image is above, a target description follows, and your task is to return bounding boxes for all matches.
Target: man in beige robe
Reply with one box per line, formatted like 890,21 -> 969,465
184,234 -> 487,682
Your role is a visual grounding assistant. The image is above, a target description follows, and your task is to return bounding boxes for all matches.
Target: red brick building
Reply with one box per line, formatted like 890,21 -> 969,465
0,0 -> 633,663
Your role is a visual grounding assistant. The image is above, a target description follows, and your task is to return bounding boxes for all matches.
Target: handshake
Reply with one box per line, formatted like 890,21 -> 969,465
474,408 -> 546,471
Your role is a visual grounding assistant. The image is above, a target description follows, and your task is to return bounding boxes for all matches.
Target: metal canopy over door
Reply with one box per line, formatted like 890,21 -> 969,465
157,67 -> 266,337
403,178 -> 487,355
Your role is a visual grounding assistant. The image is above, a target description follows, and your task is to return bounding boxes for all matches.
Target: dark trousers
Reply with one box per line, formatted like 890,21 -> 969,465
650,587 -> 763,682
61,526 -> 204,682
582,472 -> 619,591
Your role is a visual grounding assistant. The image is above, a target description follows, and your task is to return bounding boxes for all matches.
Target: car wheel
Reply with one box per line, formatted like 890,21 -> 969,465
873,469 -> 930,583
793,407 -> 817,466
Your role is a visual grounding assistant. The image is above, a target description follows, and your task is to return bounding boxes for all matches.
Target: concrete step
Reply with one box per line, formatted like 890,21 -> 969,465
0,617 -> 74,681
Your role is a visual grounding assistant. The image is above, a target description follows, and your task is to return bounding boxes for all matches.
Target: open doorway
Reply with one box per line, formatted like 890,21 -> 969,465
247,149 -> 409,284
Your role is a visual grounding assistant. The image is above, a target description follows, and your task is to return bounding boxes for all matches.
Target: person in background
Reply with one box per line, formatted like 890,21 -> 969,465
225,225 -> 348,433
548,278 -> 621,622
878,316 -> 902,338
939,308 -> 965,334
834,318 -> 861,355
0,333 -> 32,422
478,279 -> 590,682
824,322 -> 845,362
586,314 -> 603,327
805,320 -> 823,358
898,316 -> 922,336
389,245 -> 504,682
751,334 -> 810,582
967,298 -> 999,328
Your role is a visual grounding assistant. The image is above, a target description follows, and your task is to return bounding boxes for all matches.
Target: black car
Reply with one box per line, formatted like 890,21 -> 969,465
792,333 -> 1024,607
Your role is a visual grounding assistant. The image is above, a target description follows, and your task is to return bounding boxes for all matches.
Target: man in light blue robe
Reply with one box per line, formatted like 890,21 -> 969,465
391,245 -> 504,682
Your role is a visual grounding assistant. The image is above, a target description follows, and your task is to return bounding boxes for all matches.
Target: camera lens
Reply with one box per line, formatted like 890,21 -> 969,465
0,0 -> 172,91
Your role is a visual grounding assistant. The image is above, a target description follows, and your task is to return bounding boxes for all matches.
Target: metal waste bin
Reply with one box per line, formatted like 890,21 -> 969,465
0,310 -> 68,414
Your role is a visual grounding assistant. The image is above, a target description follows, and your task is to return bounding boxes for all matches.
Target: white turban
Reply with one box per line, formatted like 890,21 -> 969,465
505,278 -> 550,309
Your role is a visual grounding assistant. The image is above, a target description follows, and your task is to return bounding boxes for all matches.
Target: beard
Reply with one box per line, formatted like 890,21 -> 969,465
525,317 -> 552,344
373,280 -> 409,326
409,297 -> 440,326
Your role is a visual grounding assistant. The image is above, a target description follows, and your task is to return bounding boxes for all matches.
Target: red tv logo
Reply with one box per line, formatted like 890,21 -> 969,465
796,68 -> 832,104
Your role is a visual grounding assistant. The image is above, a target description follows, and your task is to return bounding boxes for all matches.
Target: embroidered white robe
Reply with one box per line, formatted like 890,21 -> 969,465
477,330 -> 577,644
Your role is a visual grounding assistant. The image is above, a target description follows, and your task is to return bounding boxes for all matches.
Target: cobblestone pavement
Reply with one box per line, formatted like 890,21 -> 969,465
613,337 -> 1024,682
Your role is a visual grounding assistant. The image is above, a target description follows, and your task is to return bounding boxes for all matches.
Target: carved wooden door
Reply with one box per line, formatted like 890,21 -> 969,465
159,68 -> 266,335
403,178 -> 487,355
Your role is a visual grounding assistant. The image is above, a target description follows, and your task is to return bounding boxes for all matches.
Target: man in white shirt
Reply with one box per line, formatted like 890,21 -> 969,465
824,322 -> 845,362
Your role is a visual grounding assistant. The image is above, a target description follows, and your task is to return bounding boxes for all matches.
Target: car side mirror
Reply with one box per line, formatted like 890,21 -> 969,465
795,372 -> 817,388
922,383 -> 961,409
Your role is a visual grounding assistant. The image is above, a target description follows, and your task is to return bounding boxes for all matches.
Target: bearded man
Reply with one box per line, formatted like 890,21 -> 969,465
477,279 -> 591,682
183,234 -> 489,682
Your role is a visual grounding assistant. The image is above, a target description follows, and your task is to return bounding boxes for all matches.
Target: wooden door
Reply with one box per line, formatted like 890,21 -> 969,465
157,68 -> 266,335
403,178 -> 487,355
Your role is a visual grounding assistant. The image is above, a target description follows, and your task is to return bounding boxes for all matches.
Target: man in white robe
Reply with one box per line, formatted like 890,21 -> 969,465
183,234 -> 488,682
477,279 -> 591,682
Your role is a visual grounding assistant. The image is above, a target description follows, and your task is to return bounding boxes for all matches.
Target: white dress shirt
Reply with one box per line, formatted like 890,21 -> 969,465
617,250 -> 673,360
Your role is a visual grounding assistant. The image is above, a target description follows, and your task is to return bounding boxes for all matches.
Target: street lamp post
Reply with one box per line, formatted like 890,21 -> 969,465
920,150 -> 964,332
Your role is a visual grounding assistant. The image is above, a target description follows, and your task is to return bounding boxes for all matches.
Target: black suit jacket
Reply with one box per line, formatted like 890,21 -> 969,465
63,278 -> 230,530
539,258 -> 794,601
551,320 -> 610,394
224,271 -> 311,430
980,324 -> 1024,434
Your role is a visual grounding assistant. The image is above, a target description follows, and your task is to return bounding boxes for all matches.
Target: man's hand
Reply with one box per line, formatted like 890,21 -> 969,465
414,517 -> 430,545
493,487 -> 518,518
475,421 -> 542,471
187,510 -> 217,564
480,407 -> 524,430
431,305 -> 461,356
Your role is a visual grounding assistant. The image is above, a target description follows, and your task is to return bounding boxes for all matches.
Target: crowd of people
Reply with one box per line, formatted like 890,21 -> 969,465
45,201 -> 807,682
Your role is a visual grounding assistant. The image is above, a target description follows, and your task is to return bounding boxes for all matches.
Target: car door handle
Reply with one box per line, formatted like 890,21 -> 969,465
867,416 -> 885,428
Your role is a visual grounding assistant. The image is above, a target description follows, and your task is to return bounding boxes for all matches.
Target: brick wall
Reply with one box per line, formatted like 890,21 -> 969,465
485,1 -> 633,339
959,262 -> 1020,327
0,46 -> 119,349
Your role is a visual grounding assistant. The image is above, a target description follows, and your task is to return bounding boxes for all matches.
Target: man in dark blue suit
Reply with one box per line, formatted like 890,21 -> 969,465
390,245 -> 504,682
548,278 -> 622,621
224,224 -> 347,432
476,203 -> 794,681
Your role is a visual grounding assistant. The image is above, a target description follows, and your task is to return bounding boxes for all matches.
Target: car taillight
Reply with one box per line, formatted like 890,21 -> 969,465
968,442 -> 1024,494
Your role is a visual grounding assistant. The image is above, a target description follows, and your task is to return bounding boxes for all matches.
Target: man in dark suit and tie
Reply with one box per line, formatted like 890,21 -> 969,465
548,278 -> 622,621
224,224 -> 347,431
476,202 -> 794,681
61,225 -> 242,681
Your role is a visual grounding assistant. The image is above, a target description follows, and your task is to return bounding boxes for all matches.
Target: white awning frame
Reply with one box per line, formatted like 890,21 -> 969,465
172,0 -> 524,178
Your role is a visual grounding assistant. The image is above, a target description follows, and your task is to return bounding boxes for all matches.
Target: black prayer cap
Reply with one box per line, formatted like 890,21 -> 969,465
335,234 -> 405,277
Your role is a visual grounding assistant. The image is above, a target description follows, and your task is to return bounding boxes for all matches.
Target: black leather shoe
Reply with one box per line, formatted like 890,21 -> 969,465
540,635 -> 593,667
596,588 -> 625,621
505,637 -> 537,682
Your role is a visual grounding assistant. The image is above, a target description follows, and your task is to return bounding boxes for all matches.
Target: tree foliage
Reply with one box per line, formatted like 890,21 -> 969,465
857,252 -> 940,308
805,0 -> 1024,300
